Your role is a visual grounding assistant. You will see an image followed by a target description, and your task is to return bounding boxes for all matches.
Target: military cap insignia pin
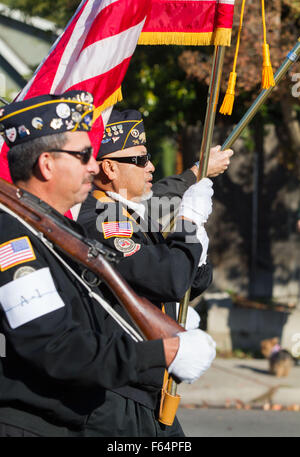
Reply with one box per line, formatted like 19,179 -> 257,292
5,128 -> 17,143
50,118 -> 63,130
56,103 -> 71,119
18,125 -> 30,139
32,117 -> 44,130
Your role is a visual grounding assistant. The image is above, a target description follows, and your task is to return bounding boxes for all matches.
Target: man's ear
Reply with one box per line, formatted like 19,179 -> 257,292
101,159 -> 119,181
37,152 -> 56,181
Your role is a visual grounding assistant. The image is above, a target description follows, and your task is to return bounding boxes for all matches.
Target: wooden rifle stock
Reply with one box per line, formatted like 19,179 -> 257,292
0,178 -> 184,341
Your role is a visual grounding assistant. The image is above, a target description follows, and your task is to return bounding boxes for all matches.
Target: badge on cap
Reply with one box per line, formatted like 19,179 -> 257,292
56,103 -> 71,119
66,120 -> 75,130
5,127 -> 17,143
81,92 -> 93,104
72,112 -> 82,123
131,129 -> 139,138
18,125 -> 30,139
50,118 -> 63,130
32,117 -> 44,130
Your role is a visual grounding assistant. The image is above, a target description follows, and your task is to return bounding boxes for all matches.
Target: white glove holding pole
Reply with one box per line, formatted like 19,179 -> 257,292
168,329 -> 216,384
177,178 -> 214,227
196,225 -> 209,266
176,303 -> 201,330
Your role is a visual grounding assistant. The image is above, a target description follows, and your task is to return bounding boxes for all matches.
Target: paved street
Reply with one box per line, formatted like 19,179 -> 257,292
178,407 -> 300,437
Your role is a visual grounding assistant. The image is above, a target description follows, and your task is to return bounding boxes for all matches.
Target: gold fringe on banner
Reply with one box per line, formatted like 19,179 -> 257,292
93,87 -> 123,122
138,29 -> 232,47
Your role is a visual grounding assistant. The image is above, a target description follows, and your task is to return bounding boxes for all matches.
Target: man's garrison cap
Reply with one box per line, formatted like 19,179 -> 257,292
97,109 -> 146,159
0,90 -> 95,147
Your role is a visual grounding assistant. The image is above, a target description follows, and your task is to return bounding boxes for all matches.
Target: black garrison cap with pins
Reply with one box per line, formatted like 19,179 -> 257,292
0,90 -> 95,148
97,109 -> 146,159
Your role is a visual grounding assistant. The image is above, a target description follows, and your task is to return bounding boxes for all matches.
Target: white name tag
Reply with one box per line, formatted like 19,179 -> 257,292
0,267 -> 65,329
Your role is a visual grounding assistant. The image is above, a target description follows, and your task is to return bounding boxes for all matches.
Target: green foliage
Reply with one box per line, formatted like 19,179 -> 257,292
119,46 -> 206,177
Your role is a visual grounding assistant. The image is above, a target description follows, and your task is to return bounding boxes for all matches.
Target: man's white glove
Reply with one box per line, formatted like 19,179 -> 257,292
176,303 -> 201,330
196,225 -> 209,266
177,178 -> 214,227
168,329 -> 216,384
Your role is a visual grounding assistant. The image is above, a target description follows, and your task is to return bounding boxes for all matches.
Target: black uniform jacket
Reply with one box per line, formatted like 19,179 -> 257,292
78,170 -> 213,406
0,204 -> 167,433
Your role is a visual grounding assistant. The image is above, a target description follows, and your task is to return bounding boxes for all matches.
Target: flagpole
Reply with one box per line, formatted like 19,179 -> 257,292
222,38 -> 300,150
160,46 -> 226,424
0,96 -> 9,105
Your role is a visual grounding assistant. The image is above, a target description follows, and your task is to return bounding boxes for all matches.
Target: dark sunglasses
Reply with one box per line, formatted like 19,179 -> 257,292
48,147 -> 93,164
99,153 -> 151,168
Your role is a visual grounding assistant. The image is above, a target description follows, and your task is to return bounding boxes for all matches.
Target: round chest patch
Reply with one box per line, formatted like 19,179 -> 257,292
114,238 -> 141,256
13,266 -> 36,281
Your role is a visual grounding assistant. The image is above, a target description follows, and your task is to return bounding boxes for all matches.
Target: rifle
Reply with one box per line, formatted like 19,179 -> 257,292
0,177 -> 184,341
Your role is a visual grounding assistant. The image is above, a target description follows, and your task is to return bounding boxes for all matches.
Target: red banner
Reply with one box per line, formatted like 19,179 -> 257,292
139,0 -> 235,46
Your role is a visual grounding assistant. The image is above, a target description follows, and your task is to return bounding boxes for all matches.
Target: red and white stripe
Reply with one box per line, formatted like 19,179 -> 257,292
0,0 -> 151,184
18,0 -> 150,111
0,242 -> 34,270
102,221 -> 133,238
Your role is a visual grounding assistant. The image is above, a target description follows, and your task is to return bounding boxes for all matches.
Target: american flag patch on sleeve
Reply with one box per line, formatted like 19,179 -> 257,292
0,237 -> 36,272
102,221 -> 133,239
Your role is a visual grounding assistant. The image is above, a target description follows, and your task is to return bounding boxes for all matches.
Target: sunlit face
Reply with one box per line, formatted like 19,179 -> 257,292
50,131 -> 99,210
97,145 -> 155,202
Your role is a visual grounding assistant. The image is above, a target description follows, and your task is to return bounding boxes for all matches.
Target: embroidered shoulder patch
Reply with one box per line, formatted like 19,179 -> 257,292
102,221 -> 133,239
0,236 -> 36,272
114,238 -> 141,257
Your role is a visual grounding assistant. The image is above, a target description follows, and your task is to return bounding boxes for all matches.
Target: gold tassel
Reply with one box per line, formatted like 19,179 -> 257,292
262,44 -> 275,89
219,0 -> 246,116
219,72 -> 237,115
261,1 -> 275,89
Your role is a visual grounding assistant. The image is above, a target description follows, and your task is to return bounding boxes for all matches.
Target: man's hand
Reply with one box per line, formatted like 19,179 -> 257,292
165,329 -> 216,384
191,145 -> 234,178
177,178 -> 214,226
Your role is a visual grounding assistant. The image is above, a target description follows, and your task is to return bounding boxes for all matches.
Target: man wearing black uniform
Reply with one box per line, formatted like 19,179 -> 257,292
78,110 -> 233,433
0,94 -> 216,437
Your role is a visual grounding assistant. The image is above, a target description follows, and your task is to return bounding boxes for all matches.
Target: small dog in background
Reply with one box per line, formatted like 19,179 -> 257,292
260,337 -> 294,377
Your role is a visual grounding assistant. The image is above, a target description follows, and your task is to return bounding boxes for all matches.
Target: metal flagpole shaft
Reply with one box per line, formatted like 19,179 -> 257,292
198,46 -> 226,179
0,96 -> 9,105
169,46 -> 226,399
222,38 -> 300,151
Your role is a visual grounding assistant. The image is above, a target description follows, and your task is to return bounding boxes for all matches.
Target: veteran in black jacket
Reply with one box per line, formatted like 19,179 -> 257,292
0,94 -> 217,437
78,109 -> 234,435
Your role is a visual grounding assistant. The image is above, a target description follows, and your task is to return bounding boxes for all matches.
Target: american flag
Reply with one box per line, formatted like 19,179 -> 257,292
102,221 -> 133,239
0,0 -> 151,183
0,237 -> 36,271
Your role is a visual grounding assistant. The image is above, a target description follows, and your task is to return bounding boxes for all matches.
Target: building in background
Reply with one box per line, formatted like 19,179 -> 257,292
0,2 -> 59,99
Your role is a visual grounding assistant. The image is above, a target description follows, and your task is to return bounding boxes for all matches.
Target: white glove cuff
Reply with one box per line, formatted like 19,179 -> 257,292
176,303 -> 201,330
196,225 -> 209,266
